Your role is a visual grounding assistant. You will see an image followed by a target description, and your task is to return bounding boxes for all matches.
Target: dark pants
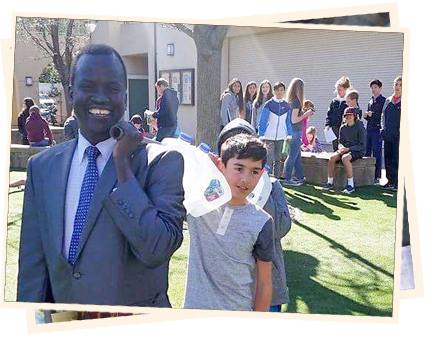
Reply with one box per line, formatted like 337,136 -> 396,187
156,125 -> 177,142
331,126 -> 340,151
384,136 -> 399,186
366,130 -> 382,179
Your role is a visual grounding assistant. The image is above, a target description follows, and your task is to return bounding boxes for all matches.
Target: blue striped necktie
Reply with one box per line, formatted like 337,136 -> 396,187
68,145 -> 101,265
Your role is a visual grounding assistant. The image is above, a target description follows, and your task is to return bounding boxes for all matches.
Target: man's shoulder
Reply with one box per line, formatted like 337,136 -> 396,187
31,140 -> 75,162
143,141 -> 184,166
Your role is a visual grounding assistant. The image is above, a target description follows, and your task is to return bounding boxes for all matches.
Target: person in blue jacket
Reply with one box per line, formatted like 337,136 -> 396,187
364,79 -> 386,185
381,76 -> 402,192
258,81 -> 292,178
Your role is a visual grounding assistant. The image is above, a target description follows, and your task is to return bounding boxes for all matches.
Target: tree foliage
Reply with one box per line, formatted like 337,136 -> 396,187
38,62 -> 61,84
16,17 -> 97,117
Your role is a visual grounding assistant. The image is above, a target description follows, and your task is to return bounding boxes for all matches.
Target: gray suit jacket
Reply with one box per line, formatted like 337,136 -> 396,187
17,138 -> 186,307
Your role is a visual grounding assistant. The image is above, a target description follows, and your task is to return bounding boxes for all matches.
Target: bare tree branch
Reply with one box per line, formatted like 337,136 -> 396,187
171,23 -> 194,39
20,21 -> 52,56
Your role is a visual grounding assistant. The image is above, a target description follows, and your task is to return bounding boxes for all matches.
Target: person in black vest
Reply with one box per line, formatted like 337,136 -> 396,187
325,76 -> 351,151
381,76 -> 402,192
17,97 -> 35,145
364,79 -> 386,185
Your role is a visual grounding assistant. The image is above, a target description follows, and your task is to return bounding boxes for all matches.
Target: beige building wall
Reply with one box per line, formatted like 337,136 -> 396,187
155,24 -> 197,138
92,21 -> 150,120
13,39 -> 51,125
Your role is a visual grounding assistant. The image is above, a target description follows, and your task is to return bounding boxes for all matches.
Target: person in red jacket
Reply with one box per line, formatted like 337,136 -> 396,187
25,105 -> 54,147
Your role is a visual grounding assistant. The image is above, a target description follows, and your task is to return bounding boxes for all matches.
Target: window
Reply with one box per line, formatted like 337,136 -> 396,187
158,69 -> 195,105
167,43 -> 175,56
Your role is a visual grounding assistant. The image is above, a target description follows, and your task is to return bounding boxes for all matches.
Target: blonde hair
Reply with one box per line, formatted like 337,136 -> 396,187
346,89 -> 359,103
393,75 -> 402,86
29,105 -> 40,115
303,99 -> 315,111
286,78 -> 305,109
335,76 -> 352,91
306,126 -> 317,146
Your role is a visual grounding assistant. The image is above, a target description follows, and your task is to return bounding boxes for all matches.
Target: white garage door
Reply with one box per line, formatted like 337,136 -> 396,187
227,28 -> 404,145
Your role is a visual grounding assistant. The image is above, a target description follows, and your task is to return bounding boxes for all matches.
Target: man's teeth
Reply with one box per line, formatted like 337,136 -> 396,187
89,109 -> 111,115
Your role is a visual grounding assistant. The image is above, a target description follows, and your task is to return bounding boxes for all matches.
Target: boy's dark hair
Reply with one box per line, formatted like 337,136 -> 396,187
70,44 -> 127,88
130,114 -> 143,124
221,134 -> 267,168
155,78 -> 169,88
273,81 -> 286,91
369,79 -> 383,88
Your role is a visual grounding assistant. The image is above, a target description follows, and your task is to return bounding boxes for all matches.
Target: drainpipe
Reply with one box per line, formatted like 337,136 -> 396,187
154,23 -> 158,103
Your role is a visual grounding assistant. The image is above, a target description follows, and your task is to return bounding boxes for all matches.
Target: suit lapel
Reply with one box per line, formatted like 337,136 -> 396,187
74,154 -> 118,262
49,140 -> 77,259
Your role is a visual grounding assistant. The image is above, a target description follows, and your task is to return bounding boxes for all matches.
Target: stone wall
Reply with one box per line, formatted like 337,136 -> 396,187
10,145 -> 47,169
11,126 -> 66,145
301,152 -> 376,189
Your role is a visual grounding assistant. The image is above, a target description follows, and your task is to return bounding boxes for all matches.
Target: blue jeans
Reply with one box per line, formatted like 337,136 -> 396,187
366,130 -> 382,179
30,139 -> 50,147
269,305 -> 282,312
283,130 -> 304,180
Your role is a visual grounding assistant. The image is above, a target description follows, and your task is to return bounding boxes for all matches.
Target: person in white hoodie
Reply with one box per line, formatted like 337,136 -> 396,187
258,81 -> 293,178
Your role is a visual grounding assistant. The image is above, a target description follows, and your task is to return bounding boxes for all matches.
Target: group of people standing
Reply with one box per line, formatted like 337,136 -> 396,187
220,74 -> 402,193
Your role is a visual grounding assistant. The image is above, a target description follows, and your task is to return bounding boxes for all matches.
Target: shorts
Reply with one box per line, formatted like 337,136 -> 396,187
348,150 -> 363,162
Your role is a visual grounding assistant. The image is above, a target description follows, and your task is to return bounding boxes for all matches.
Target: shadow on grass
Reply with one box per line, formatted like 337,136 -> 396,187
283,184 -> 397,220
284,250 -> 392,316
7,214 -> 22,228
296,221 -> 393,279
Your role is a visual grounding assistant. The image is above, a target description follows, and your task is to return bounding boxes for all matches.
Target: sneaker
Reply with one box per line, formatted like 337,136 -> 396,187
391,184 -> 398,192
382,182 -> 394,190
291,177 -> 306,186
322,182 -> 334,191
282,179 -> 298,186
342,184 -> 355,194
373,178 -> 381,186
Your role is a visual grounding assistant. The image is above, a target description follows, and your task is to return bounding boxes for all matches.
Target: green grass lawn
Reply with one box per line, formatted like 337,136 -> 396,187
5,170 -> 396,316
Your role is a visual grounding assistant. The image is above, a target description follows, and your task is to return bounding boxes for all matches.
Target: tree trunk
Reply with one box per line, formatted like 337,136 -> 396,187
193,25 -> 229,150
195,48 -> 222,149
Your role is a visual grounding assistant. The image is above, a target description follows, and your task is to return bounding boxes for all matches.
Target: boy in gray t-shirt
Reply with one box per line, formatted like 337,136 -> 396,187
184,134 -> 274,311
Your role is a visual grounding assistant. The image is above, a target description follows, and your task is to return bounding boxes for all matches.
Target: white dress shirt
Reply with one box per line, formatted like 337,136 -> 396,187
63,131 -> 117,259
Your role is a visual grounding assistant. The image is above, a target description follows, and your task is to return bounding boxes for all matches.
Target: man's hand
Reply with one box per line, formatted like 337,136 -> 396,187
112,120 -> 143,184
113,120 -> 143,160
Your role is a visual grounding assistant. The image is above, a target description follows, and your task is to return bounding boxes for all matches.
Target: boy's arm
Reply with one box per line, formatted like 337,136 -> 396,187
254,259 -> 272,311
325,100 -> 333,127
220,93 -> 231,125
253,218 -> 274,311
258,103 -> 270,138
263,180 -> 291,240
380,98 -> 390,134
337,127 -> 345,150
285,109 -> 293,136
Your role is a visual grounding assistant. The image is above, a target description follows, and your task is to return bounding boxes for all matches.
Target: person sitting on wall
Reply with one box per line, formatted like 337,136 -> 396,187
25,105 -> 55,147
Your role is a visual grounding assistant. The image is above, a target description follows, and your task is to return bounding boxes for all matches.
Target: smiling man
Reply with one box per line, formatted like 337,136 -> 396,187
17,44 -> 186,307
